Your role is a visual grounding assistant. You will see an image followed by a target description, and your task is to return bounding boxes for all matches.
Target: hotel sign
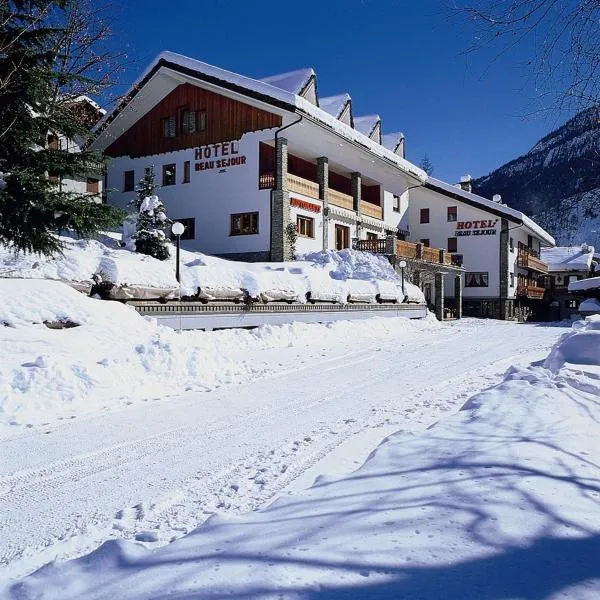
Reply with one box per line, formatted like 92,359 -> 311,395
291,197 -> 321,213
455,219 -> 498,237
194,141 -> 247,171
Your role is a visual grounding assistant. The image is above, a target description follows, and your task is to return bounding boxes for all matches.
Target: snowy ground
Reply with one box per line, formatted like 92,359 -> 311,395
0,288 -> 568,590
3,316 -> 599,599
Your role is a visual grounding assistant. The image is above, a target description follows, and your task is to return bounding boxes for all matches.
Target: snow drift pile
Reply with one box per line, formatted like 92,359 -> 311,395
0,279 -> 432,428
4,318 -> 600,599
0,235 -> 424,304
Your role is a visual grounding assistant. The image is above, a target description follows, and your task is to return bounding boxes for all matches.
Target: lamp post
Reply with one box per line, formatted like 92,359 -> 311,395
399,259 -> 407,300
172,221 -> 185,284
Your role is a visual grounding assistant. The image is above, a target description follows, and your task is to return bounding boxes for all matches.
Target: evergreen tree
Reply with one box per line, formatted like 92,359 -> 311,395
419,154 -> 434,176
131,167 -> 171,261
0,0 -> 124,255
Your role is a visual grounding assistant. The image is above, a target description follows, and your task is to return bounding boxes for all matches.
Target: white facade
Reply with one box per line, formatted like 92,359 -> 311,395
409,180 -> 555,318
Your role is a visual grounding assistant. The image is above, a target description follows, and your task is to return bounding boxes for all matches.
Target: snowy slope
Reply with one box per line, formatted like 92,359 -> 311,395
473,107 -> 600,248
4,317 -> 598,599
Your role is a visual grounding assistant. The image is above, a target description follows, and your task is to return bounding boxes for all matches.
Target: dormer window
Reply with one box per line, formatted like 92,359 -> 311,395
180,108 -> 195,134
179,107 -> 206,134
162,116 -> 176,138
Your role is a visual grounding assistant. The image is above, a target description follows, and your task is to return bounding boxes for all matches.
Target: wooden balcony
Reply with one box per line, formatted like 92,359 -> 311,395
516,284 -> 546,300
353,238 -> 387,253
288,173 -> 319,199
396,239 -> 418,259
329,188 -> 354,210
258,173 -> 275,189
360,200 -> 383,220
422,246 -> 441,263
517,250 -> 548,274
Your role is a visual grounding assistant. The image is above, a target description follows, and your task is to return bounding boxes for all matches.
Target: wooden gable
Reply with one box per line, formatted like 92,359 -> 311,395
105,83 -> 282,158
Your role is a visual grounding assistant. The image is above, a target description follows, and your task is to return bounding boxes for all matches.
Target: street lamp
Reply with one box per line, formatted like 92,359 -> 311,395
399,259 -> 407,300
172,221 -> 185,284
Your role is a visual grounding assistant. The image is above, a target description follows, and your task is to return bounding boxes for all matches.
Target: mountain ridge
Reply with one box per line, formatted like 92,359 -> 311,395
472,107 -> 600,248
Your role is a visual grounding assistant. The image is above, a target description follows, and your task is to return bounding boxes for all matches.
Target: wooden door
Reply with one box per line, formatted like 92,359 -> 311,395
335,224 -> 350,250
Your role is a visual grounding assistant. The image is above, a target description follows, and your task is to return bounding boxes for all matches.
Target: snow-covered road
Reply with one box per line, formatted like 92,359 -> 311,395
0,318 -> 567,582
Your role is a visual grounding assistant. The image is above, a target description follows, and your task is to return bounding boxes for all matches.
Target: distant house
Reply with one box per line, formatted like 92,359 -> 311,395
47,96 -> 106,199
541,244 -> 596,319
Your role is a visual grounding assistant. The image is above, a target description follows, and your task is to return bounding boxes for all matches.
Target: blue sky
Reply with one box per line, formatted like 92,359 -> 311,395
111,0 -> 573,183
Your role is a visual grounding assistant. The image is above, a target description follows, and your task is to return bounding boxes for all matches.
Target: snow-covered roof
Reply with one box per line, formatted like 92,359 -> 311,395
579,298 -> 600,312
319,93 -> 351,118
260,68 -> 315,95
381,132 -> 404,153
94,51 -> 427,183
540,245 -> 595,272
426,177 -> 555,246
354,115 -> 380,137
569,276 -> 600,292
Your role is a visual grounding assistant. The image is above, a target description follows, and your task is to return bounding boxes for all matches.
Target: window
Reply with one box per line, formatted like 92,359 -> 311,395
296,215 -> 314,238
447,206 -> 457,222
179,107 -> 195,134
509,237 -> 514,252
198,111 -> 207,132
567,274 -> 580,284
510,273 -> 515,287
447,237 -> 457,253
183,161 -> 190,184
47,134 -> 59,150
420,208 -> 430,224
420,238 -> 430,247
163,164 -> 176,186
86,178 -> 99,193
231,212 -> 259,236
162,116 -> 176,138
173,218 -> 195,240
566,299 -> 579,309
392,194 -> 401,213
465,272 -> 489,288
123,170 -> 135,192
366,232 -> 378,241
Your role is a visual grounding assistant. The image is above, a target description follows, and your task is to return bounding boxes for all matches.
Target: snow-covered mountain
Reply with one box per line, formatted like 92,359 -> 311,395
473,107 -> 600,247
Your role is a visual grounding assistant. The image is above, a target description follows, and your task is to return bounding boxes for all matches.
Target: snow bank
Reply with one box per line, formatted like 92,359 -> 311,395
0,236 -> 424,305
579,298 -> 600,313
7,318 -> 600,599
0,279 -> 430,428
544,315 -> 600,371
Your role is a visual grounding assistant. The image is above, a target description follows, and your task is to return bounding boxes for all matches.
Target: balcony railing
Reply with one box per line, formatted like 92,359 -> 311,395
288,173 -> 319,199
517,249 -> 548,274
259,173 -> 275,189
353,238 -> 387,253
396,239 -> 418,259
360,200 -> 383,220
329,188 -> 354,210
516,284 -> 546,299
422,246 -> 440,263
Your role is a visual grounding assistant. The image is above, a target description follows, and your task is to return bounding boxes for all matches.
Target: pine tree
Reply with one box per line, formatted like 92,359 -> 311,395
131,167 -> 171,261
0,0 -> 124,255
419,154 -> 434,176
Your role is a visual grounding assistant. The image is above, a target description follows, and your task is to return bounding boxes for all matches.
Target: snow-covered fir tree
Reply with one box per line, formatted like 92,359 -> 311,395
131,168 -> 172,260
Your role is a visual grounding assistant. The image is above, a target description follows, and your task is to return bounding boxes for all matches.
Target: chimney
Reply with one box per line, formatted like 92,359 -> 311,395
459,174 -> 472,193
